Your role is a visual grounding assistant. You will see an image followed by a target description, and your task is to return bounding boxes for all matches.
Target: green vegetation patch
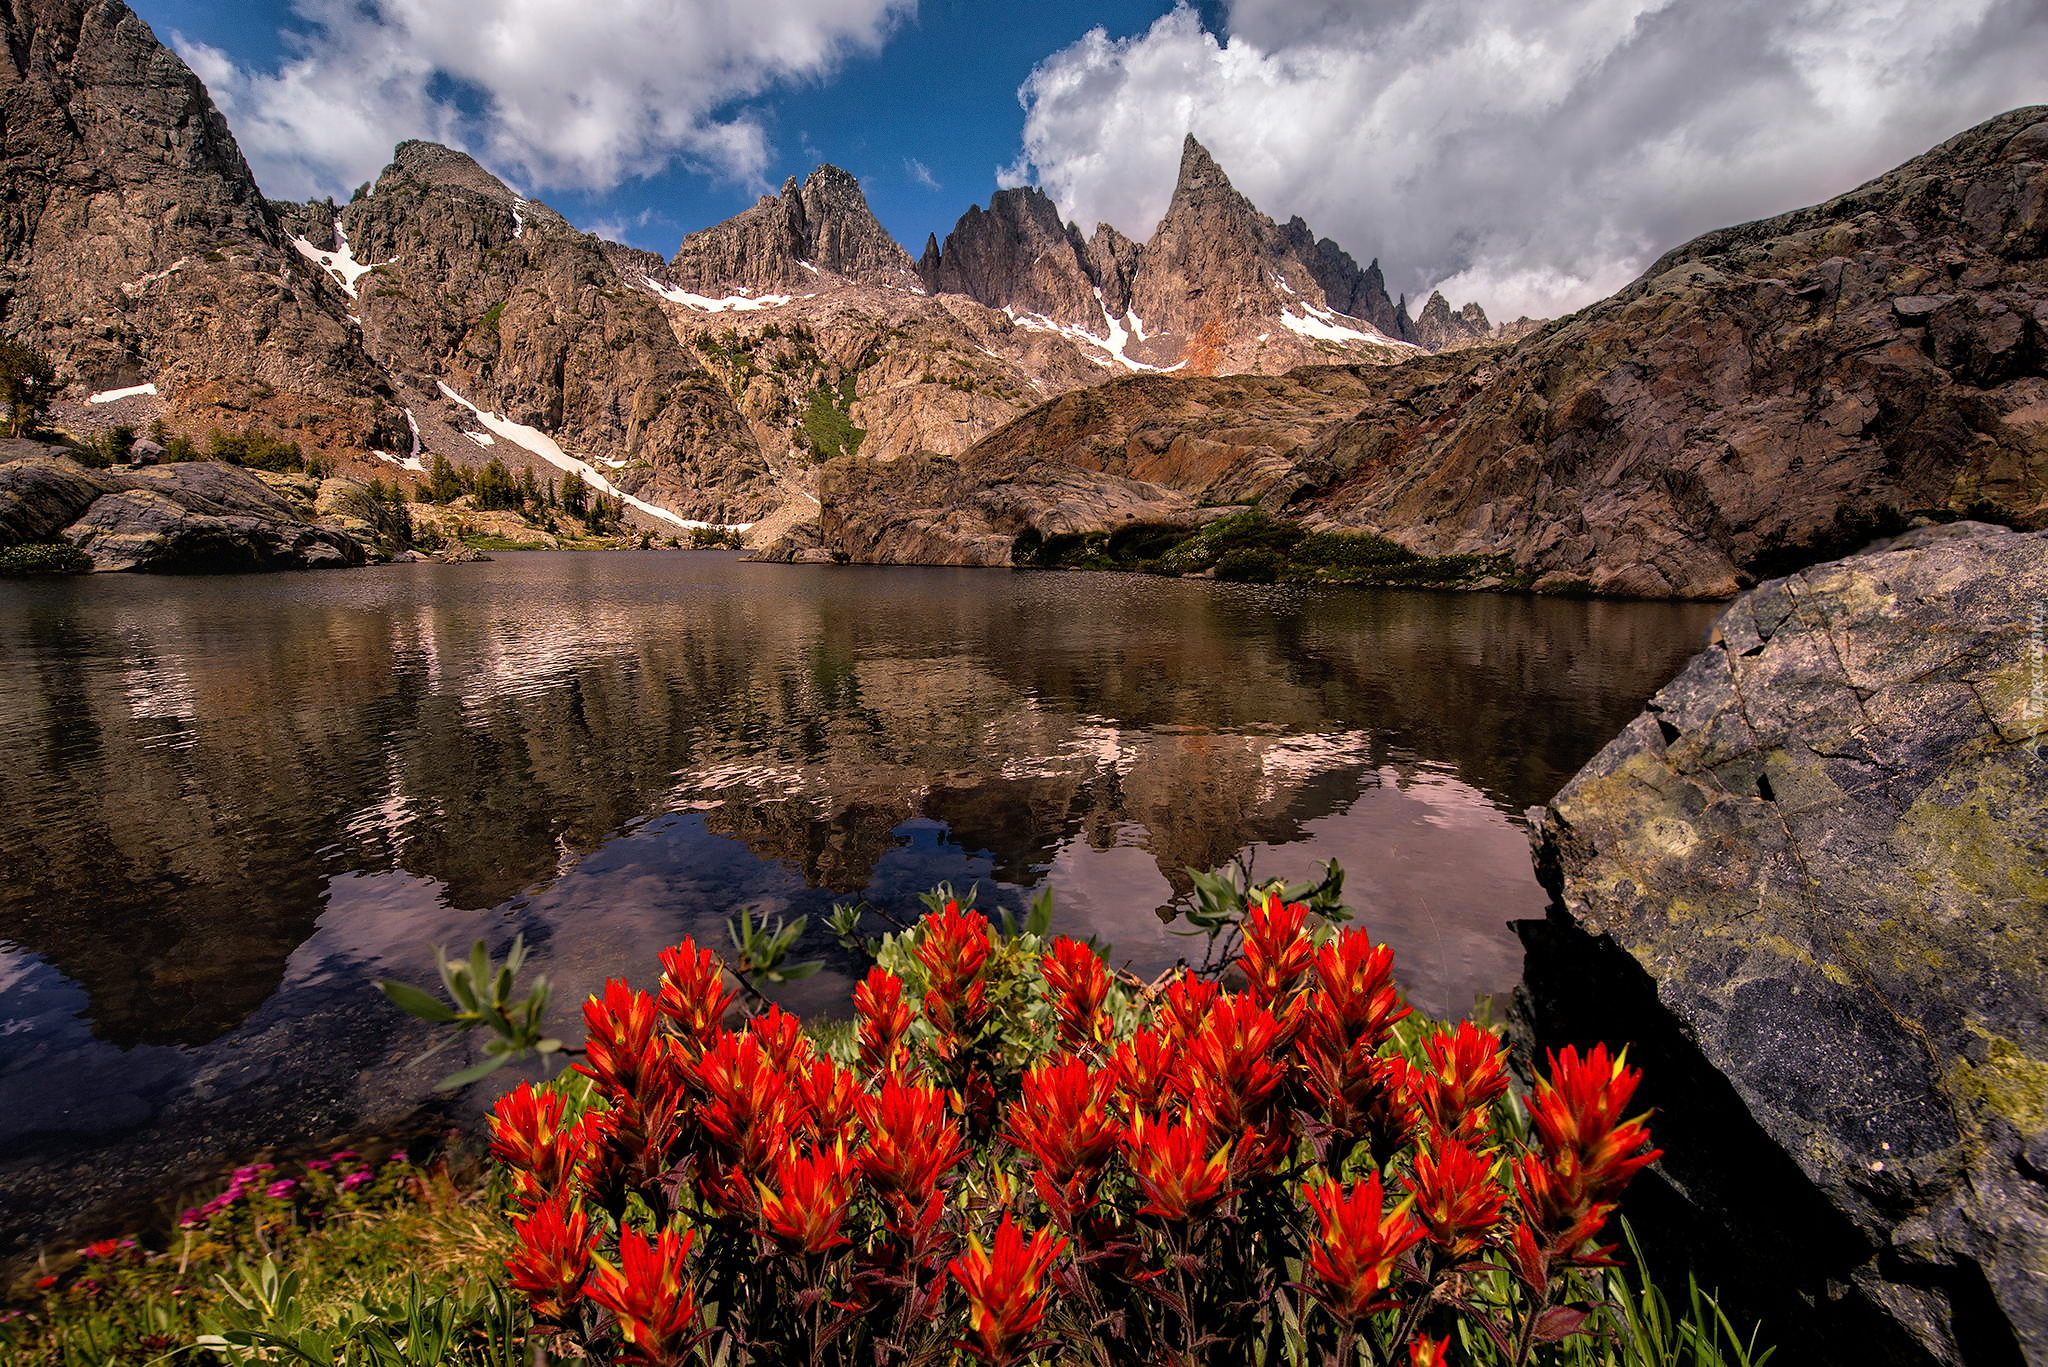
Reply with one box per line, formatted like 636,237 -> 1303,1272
0,542 -> 92,575
1016,512 -> 1510,588
801,375 -> 865,463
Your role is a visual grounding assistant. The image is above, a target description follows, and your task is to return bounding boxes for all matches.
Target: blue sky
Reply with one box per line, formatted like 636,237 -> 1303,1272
137,0 -> 2046,319
135,0 -> 1218,258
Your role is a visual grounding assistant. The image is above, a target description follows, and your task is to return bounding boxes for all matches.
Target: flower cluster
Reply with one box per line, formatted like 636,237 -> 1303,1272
495,894 -> 1660,1366
177,1149 -> 412,1230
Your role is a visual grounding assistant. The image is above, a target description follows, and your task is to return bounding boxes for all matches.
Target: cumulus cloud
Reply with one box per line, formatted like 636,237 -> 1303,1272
175,0 -> 915,202
1008,0 -> 2048,319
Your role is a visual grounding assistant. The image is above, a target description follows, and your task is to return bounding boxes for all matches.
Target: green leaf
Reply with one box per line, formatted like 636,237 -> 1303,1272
436,1052 -> 512,1090
377,979 -> 459,1023
766,959 -> 823,982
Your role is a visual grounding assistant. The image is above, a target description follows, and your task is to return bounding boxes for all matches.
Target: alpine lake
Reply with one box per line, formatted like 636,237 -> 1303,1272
0,551 -> 1717,1255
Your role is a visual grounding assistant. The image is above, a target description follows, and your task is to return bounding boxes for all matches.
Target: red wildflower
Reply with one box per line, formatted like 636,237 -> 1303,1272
1412,1021 -> 1510,1142
1156,975 -> 1221,1044
690,1030 -> 799,1181
587,1226 -> 699,1365
1181,992 -> 1287,1134
853,966 -> 912,1077
858,1077 -> 968,1233
1124,1110 -> 1231,1221
795,1055 -> 863,1140
918,901 -> 992,1047
490,1083 -> 579,1203
569,1110 -> 631,1211
505,1194 -> 591,1323
1005,1059 -> 1122,1222
1239,893 -> 1314,1014
1302,1172 -> 1424,1324
1411,1335 -> 1449,1367
577,979 -> 663,1100
1514,1044 -> 1660,1266
948,1214 -> 1068,1365
1040,937 -> 1113,1054
1303,930 -> 1409,1052
1403,1136 -> 1507,1260
750,1004 -> 812,1073
656,938 -> 734,1049
757,1140 -> 858,1253
1109,1027 -> 1182,1112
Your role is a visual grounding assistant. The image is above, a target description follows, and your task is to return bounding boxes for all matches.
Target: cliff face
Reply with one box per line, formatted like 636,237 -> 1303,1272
0,0 -> 398,454
813,107 -> 2048,596
332,141 -> 785,525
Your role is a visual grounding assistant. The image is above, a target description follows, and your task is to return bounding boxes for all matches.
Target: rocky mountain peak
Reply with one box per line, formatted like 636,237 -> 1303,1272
1407,290 -> 1494,349
379,140 -> 518,203
919,185 -> 1102,329
669,162 -> 915,294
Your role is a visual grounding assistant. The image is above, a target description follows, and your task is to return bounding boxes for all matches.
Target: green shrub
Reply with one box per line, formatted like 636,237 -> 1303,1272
1214,545 -> 1283,581
207,425 -> 305,473
0,542 -> 91,575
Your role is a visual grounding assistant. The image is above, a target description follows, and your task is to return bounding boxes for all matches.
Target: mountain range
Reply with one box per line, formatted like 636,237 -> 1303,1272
0,0 -> 1509,542
1,0 -> 2042,594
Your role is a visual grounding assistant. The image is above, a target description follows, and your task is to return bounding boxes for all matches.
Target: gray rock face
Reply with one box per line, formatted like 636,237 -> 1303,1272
0,455 -> 366,570
1518,526 -> 2048,1365
332,140 -> 783,525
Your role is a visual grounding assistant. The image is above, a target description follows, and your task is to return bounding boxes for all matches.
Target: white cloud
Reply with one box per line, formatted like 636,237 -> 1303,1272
174,0 -> 915,203
904,156 -> 941,190
1007,0 -> 2048,320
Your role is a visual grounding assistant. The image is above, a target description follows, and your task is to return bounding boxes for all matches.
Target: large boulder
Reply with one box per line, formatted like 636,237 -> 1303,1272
1517,525 -> 2048,1365
0,454 -> 367,571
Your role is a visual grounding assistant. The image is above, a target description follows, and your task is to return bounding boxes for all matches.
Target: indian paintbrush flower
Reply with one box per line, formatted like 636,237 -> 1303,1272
1239,893 -> 1314,1015
1040,936 -> 1113,1054
587,1226 -> 699,1365
1412,1020 -> 1510,1142
656,937 -> 735,1049
1124,1110 -> 1232,1221
506,1193 -> 591,1324
1403,1135 -> 1506,1260
757,1139 -> 859,1253
948,1213 -> 1068,1365
1302,1171 -> 1425,1323
491,1082 -> 578,1203
854,966 -> 912,1077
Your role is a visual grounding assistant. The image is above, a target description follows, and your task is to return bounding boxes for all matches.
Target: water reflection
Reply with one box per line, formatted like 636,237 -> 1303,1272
0,554 -> 1713,1252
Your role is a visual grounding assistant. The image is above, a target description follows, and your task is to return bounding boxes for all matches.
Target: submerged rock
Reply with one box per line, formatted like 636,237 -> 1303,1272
0,455 -> 367,572
1518,525 -> 2048,1365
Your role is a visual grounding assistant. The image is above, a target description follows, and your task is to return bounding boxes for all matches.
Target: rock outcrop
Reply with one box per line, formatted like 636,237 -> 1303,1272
0,454 -> 367,570
814,107 -> 2048,594
1518,525 -> 2048,1366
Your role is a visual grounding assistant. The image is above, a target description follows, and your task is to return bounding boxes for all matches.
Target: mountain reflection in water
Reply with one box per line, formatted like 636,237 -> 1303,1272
0,552 -> 1715,1253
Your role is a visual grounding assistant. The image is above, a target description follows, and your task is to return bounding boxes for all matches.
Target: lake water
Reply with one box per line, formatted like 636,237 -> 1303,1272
0,551 -> 1716,1253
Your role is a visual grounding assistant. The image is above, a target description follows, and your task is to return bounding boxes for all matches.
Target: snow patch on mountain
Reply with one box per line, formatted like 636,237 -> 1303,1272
640,277 -> 795,311
434,381 -> 751,532
291,228 -> 390,300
